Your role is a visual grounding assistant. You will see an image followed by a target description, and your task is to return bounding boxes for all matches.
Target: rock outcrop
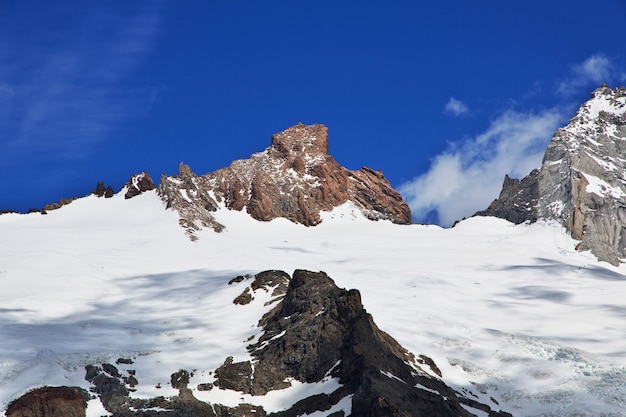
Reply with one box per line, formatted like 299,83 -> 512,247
477,85 -> 626,265
42,197 -> 79,212
475,171 -> 539,225
23,172 -> 156,215
157,123 -> 411,238
93,181 -> 115,198
217,270 -> 511,417
5,386 -> 89,417
85,361 -> 219,417
123,171 -> 156,199
93,172 -> 156,201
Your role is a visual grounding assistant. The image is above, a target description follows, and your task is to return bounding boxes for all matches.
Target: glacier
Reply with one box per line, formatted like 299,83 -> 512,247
2,190 -> 626,416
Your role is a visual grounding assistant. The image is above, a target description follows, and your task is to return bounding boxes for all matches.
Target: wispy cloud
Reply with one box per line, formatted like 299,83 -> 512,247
557,53 -> 625,95
0,3 -> 163,161
444,97 -> 468,116
401,53 -> 626,226
399,109 -> 565,226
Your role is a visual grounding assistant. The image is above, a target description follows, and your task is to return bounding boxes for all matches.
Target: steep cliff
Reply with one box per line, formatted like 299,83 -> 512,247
477,85 -> 626,264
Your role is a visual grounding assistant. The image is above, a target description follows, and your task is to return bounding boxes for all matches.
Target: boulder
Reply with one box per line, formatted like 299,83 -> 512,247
6,386 -> 89,417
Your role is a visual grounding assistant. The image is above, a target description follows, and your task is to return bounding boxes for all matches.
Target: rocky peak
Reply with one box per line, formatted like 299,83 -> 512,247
123,171 -> 156,199
177,162 -> 196,181
157,123 -> 411,239
93,182 -> 115,198
476,85 -> 626,264
218,269 -> 511,416
269,122 -> 329,158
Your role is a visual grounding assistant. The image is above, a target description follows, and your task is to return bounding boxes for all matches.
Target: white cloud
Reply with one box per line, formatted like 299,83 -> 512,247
557,53 -> 624,95
401,53 -> 626,227
399,109 -> 565,226
444,97 -> 468,116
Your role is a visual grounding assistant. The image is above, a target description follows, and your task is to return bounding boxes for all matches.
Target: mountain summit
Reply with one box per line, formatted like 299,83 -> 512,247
477,85 -> 626,264
157,123 -> 411,238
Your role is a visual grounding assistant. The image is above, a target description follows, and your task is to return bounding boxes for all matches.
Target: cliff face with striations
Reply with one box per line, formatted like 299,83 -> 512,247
157,123 -> 411,238
477,85 -> 626,265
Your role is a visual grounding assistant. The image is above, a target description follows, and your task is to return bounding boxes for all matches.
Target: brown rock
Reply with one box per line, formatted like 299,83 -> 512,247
93,182 -> 115,198
93,181 -> 108,197
214,357 -> 253,392
170,370 -> 191,390
124,171 -> 156,199
157,164 -> 225,238
42,197 -> 78,211
232,287 -> 253,305
6,386 -> 88,417
157,123 -> 411,238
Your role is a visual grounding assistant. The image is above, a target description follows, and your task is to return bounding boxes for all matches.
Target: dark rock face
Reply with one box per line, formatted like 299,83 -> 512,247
216,269 -> 511,417
157,123 -> 411,238
215,357 -> 253,392
475,170 -> 539,225
85,362 -> 219,417
476,85 -> 626,265
6,386 -> 89,417
124,172 -> 156,199
93,181 -> 115,198
231,271 -> 290,306
85,364 -> 131,414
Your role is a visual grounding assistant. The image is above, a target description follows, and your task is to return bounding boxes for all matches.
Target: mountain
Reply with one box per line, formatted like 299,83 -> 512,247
3,106 -> 626,416
157,122 -> 411,238
477,85 -> 626,265
51,270 -> 508,417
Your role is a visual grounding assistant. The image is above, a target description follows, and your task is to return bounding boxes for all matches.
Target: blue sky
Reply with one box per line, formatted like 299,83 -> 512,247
1,1 -> 625,224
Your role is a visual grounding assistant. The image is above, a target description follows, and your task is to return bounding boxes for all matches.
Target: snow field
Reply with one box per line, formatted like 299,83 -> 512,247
1,192 -> 626,415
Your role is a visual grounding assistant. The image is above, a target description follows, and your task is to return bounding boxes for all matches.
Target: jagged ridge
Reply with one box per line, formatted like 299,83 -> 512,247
157,123 -> 411,238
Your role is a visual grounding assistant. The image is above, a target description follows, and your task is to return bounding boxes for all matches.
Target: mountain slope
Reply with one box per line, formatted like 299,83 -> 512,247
477,85 -> 626,265
69,269 -> 509,417
4,100 -> 626,415
2,190 -> 626,416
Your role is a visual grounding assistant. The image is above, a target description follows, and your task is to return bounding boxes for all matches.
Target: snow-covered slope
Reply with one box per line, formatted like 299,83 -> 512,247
2,190 -> 626,416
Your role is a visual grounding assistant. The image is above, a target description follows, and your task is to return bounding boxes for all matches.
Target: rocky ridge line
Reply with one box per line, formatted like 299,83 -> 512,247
157,123 -> 411,238
476,85 -> 626,265
1,172 -> 156,215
